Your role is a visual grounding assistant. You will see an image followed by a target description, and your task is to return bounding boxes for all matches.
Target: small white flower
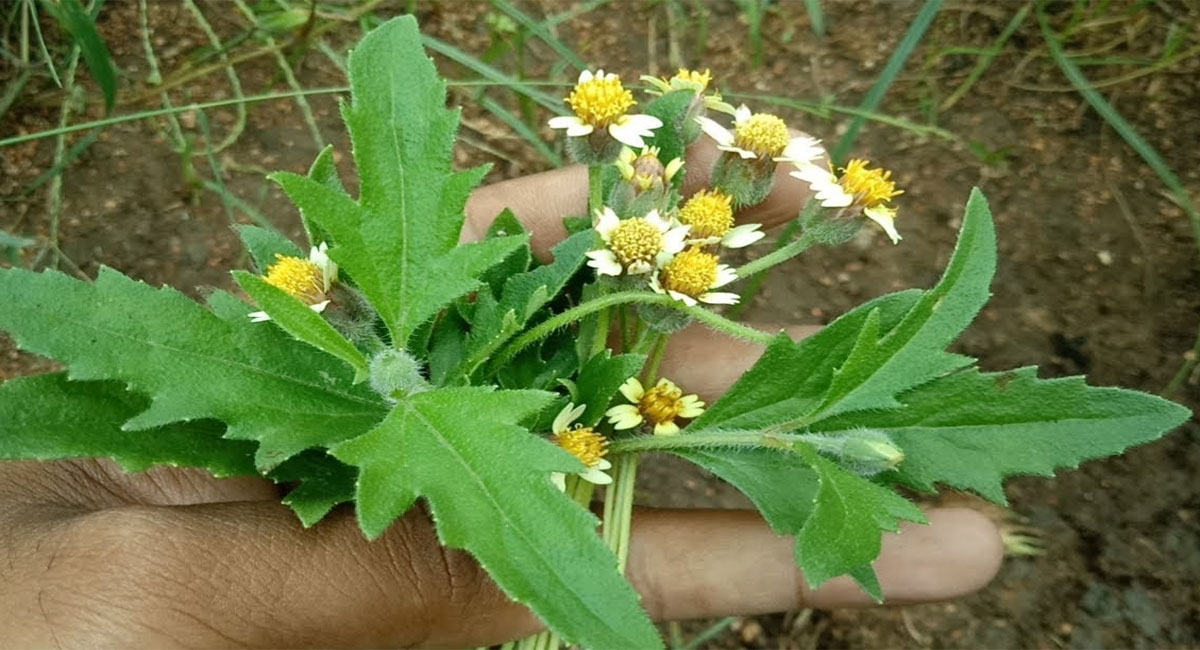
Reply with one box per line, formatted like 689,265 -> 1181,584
247,243 -> 338,322
677,188 -> 765,248
650,246 -> 739,307
696,105 -> 824,166
606,377 -> 705,436
586,207 -> 689,276
549,403 -> 612,490
548,70 -> 664,148
789,159 -> 904,244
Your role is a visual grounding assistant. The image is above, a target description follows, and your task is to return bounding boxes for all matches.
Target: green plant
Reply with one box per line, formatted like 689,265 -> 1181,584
0,16 -> 1189,650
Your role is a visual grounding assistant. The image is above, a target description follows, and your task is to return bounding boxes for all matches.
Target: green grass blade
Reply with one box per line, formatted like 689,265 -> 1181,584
940,3 -> 1030,112
478,94 -> 563,167
39,0 -> 119,112
1037,5 -> 1200,397
830,0 -> 944,163
491,0 -> 587,70
803,0 -> 825,37
421,34 -> 565,114
1036,8 -> 1198,246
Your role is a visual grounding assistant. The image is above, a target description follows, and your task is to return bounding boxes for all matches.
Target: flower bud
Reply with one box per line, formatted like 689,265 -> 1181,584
369,349 -> 430,400
832,429 -> 904,477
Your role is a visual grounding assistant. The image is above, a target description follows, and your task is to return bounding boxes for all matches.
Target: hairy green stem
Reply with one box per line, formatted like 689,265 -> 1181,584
736,225 -> 821,280
608,429 -> 853,455
489,291 -> 773,371
640,333 -> 668,382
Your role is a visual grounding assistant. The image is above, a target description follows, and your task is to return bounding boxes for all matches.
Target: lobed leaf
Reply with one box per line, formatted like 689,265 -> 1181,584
332,387 -> 661,650
812,367 -> 1193,504
272,17 -> 524,346
0,267 -> 388,470
794,445 -> 926,596
0,373 -> 256,477
234,224 -> 303,274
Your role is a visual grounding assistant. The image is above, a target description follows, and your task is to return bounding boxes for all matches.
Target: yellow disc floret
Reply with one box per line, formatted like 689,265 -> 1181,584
735,113 -> 790,157
638,380 -> 686,425
264,254 -> 325,304
608,218 -> 665,267
567,75 -> 636,128
839,159 -> 903,208
679,189 -> 735,239
553,426 -> 609,468
660,246 -> 719,298
670,68 -> 712,91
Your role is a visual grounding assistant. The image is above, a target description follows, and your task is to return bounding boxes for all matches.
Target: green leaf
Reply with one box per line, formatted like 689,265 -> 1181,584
303,144 -> 344,246
479,208 -> 532,295
270,450 -> 357,527
0,373 -> 256,477
41,0 -> 119,113
794,445 -> 926,592
234,271 -> 369,383
644,90 -> 697,164
456,229 -> 593,381
810,188 -> 994,421
573,350 -> 645,426
272,16 -> 524,345
691,289 -> 922,431
234,225 -> 304,274
0,267 -> 388,470
674,447 -> 818,534
812,367 -> 1193,504
332,387 -> 661,650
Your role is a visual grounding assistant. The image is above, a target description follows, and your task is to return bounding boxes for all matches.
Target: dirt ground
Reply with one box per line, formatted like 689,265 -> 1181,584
2,1 -> 1198,648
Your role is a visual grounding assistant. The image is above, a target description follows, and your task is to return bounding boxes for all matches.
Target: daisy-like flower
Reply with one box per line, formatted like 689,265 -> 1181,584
649,245 -> 739,306
790,159 -> 904,244
677,188 -> 764,248
586,207 -> 689,276
548,70 -> 663,148
248,243 -> 338,322
549,403 -> 612,491
606,377 -> 705,436
696,104 -> 824,165
640,68 -> 736,114
615,146 -> 684,192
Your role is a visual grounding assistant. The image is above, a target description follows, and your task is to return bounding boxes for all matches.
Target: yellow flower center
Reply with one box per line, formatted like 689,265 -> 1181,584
660,246 -> 719,298
678,189 -> 734,239
608,218 -> 664,268
566,75 -> 636,128
553,426 -> 609,468
839,159 -> 903,208
638,381 -> 686,425
264,254 -> 325,304
670,68 -> 712,91
734,113 -> 790,157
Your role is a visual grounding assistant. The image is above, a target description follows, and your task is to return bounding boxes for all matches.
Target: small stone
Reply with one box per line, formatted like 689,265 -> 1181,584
1097,250 -> 1113,265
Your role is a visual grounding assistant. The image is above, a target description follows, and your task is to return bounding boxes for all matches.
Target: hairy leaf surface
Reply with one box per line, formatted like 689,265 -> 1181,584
332,387 -> 661,650
0,373 -> 256,476
272,17 -> 524,346
0,267 -> 388,469
812,367 -> 1192,503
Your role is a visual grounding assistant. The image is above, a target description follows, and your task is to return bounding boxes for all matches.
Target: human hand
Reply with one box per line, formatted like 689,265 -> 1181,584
0,140 -> 1004,648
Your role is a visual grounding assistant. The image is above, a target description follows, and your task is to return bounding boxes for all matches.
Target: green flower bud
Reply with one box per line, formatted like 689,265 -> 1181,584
369,349 -> 430,400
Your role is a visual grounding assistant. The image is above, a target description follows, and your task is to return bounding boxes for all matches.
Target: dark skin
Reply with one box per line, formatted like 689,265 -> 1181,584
0,140 -> 1004,648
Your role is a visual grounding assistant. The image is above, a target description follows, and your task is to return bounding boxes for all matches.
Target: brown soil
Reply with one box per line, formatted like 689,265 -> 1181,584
2,1 -> 1198,648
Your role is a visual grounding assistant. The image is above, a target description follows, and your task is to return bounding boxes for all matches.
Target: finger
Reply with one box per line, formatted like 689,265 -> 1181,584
627,507 -> 1005,621
464,137 -> 819,259
15,501 -> 1000,648
656,322 -> 822,401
